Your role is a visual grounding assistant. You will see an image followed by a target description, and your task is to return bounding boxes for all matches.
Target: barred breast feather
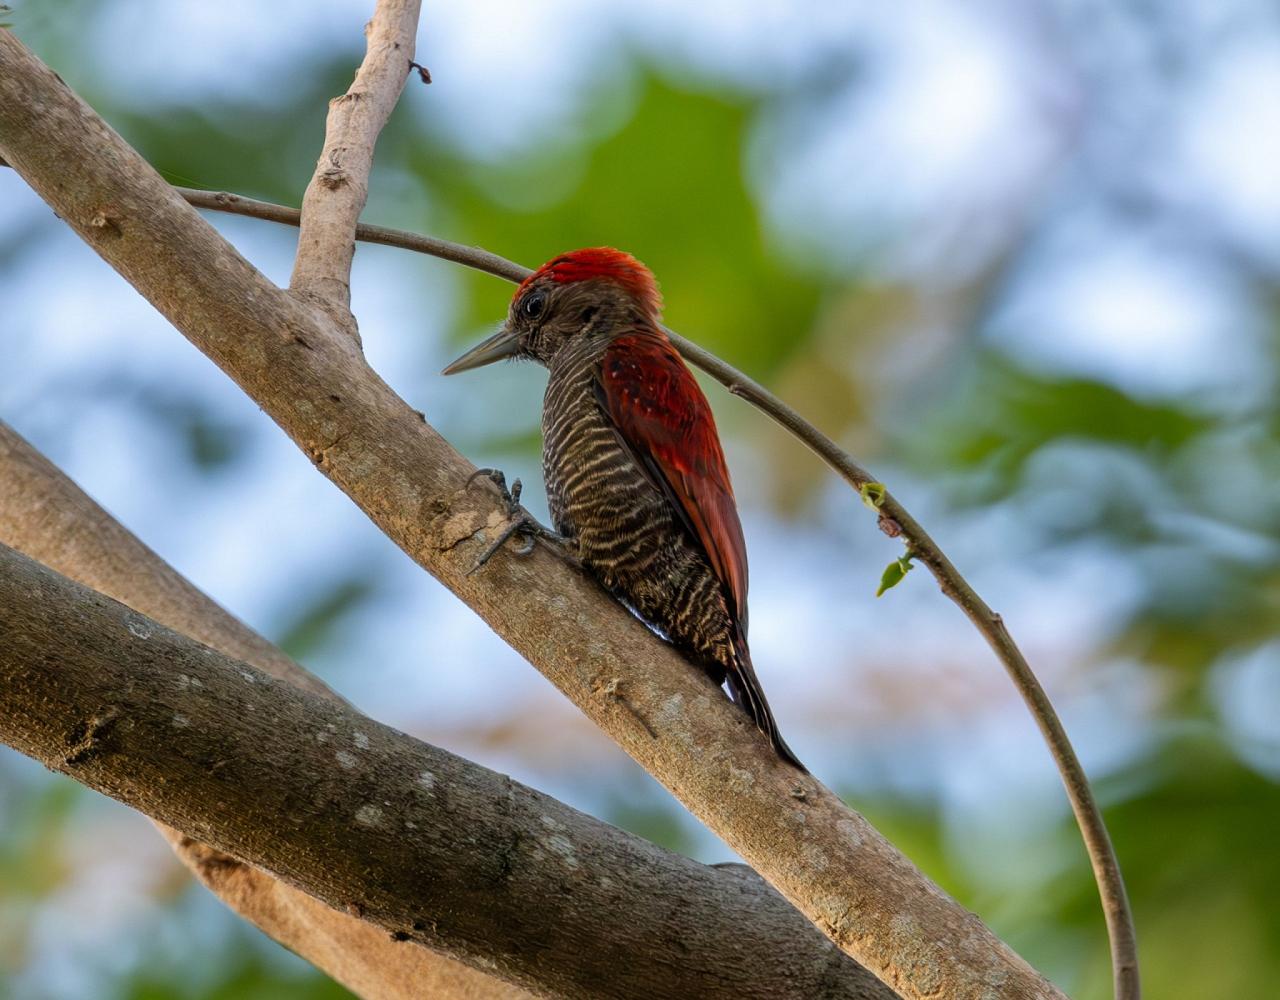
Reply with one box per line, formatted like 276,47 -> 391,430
541,327 -> 804,769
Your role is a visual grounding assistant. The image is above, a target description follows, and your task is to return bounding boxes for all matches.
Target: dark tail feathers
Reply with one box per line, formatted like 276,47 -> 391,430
727,637 -> 806,772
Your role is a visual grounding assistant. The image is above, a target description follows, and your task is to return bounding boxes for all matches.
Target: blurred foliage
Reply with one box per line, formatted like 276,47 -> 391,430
0,783 -> 77,903
907,352 -> 1280,685
1066,738 -> 1280,999
2,3 -> 1279,1000
121,942 -> 353,1000
410,73 -> 828,381
913,355 -> 1216,494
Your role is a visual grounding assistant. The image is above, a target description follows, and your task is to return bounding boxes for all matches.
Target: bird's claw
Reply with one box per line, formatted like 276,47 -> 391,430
464,467 -> 575,573
466,467 -> 522,511
466,513 -> 537,574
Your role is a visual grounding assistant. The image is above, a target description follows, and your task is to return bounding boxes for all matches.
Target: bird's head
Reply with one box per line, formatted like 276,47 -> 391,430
442,247 -> 662,374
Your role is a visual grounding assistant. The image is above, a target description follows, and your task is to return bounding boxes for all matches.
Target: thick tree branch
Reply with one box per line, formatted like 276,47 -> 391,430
289,0 -> 421,328
177,184 -> 1137,1000
0,422 -> 529,1000
0,542 -> 890,1000
0,423 -> 891,1000
0,27 -> 1066,1000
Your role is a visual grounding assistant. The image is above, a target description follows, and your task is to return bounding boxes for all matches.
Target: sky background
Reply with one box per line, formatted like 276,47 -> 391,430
2,2 -> 1278,998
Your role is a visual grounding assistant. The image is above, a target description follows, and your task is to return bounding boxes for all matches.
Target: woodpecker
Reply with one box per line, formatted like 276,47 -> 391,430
443,248 -> 804,770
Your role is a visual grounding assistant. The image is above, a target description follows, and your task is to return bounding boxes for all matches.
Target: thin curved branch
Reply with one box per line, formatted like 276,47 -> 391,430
176,183 -> 1139,1000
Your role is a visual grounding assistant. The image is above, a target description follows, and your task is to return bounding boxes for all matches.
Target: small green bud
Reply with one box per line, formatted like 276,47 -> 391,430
860,482 -> 887,510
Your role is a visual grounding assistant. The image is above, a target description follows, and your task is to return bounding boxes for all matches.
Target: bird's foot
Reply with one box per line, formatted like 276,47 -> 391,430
465,468 -> 579,572
467,467 -> 523,510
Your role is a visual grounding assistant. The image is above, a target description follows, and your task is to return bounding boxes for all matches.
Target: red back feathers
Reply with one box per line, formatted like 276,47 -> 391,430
598,330 -> 749,631
520,247 -> 663,316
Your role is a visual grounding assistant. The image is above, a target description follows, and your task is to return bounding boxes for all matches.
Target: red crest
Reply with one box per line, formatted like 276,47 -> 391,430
518,247 -> 662,316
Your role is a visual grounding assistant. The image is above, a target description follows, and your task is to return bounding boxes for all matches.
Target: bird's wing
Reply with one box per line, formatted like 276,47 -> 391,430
597,330 -> 749,629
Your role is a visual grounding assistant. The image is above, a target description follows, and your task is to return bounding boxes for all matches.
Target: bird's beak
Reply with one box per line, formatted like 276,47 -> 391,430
441,325 -> 521,375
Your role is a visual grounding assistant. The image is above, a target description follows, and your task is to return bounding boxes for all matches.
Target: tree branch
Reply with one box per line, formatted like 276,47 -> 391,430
0,541 -> 890,1000
289,0 -> 421,330
176,183 -> 1138,1000
0,421 -> 529,1000
0,26 -> 1067,1000
0,421 -> 891,999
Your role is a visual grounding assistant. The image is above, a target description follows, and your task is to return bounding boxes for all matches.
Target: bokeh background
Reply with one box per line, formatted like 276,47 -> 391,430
2,1 -> 1278,998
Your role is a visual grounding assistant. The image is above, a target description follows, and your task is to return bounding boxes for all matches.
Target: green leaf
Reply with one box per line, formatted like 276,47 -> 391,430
876,555 -> 913,597
860,481 -> 887,510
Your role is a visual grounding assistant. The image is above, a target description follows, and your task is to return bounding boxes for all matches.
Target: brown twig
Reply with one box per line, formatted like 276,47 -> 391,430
175,182 -> 1137,1000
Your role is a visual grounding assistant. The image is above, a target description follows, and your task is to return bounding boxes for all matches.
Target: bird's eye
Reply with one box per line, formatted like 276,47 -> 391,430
522,292 -> 546,319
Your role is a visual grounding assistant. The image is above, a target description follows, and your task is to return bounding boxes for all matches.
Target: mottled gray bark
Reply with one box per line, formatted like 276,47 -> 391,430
0,422 -> 529,1000
0,542 -> 887,1000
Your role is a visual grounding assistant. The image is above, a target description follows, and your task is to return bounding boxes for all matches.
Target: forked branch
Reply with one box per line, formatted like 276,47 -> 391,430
0,422 -> 524,1000
289,0 -> 422,328
0,539 -> 889,1000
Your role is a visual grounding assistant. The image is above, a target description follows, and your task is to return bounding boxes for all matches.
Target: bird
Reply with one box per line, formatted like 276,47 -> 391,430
443,247 -> 804,770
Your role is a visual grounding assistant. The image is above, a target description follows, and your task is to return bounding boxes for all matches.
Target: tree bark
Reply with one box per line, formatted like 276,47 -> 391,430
0,541 -> 885,1000
0,422 -> 529,1000
290,0 -> 420,324
0,24 -> 1065,1000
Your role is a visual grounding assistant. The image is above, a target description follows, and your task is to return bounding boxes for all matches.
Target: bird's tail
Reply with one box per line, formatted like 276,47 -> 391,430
727,636 -> 807,772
